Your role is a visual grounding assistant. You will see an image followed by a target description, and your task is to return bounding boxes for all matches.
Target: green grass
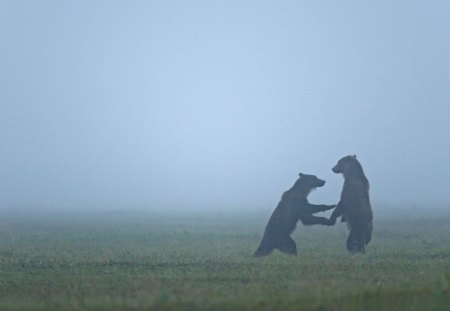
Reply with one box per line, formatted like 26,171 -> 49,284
0,209 -> 449,310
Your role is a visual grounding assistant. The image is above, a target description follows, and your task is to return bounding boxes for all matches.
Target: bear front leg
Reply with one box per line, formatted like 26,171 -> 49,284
309,204 -> 337,214
300,215 -> 329,226
327,204 -> 344,225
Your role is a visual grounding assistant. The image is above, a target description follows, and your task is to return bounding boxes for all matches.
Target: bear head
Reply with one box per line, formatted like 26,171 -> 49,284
332,155 -> 365,176
286,173 -> 326,198
298,173 -> 326,188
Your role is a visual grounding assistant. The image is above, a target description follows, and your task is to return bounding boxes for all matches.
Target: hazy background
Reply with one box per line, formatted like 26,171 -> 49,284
1,1 -> 449,212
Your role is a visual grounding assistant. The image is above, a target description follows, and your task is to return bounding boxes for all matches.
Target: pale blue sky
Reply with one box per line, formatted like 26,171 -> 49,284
1,1 -> 449,210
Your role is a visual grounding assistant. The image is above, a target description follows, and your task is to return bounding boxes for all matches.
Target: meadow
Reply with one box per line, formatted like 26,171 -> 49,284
0,208 -> 449,310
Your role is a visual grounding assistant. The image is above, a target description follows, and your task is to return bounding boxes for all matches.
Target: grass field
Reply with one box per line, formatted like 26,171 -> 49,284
0,208 -> 449,310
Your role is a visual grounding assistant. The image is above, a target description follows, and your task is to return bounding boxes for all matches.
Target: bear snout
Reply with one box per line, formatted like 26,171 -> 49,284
332,165 -> 340,173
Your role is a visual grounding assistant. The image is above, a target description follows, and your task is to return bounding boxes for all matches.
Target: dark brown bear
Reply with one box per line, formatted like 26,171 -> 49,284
327,155 -> 373,253
253,173 -> 335,257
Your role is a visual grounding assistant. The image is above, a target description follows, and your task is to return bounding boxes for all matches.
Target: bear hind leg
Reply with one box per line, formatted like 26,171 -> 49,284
365,223 -> 373,245
346,229 -> 366,254
253,237 -> 274,257
277,237 -> 297,256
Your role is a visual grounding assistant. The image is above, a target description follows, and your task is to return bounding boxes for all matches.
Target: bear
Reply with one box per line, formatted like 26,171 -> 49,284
327,155 -> 373,254
253,173 -> 336,257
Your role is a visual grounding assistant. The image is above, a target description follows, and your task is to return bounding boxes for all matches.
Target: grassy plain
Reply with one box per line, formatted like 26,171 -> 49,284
0,208 -> 449,310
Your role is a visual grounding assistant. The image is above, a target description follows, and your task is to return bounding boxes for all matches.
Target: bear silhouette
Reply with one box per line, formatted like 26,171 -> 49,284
328,155 -> 373,253
254,173 -> 335,257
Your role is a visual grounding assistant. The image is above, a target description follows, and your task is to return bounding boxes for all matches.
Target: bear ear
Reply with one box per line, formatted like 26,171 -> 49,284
352,154 -> 357,158
299,173 -> 304,177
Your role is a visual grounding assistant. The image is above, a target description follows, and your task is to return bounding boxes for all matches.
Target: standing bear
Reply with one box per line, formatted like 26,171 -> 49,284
327,155 -> 373,253
253,173 -> 335,257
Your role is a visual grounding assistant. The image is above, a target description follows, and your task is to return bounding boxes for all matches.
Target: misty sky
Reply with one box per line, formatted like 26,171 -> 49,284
1,1 -> 449,211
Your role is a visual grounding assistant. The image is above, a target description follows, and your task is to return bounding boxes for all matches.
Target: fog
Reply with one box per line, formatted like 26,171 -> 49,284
1,1 -> 449,212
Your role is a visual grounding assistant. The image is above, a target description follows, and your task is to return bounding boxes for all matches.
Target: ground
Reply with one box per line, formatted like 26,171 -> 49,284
0,208 -> 449,310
